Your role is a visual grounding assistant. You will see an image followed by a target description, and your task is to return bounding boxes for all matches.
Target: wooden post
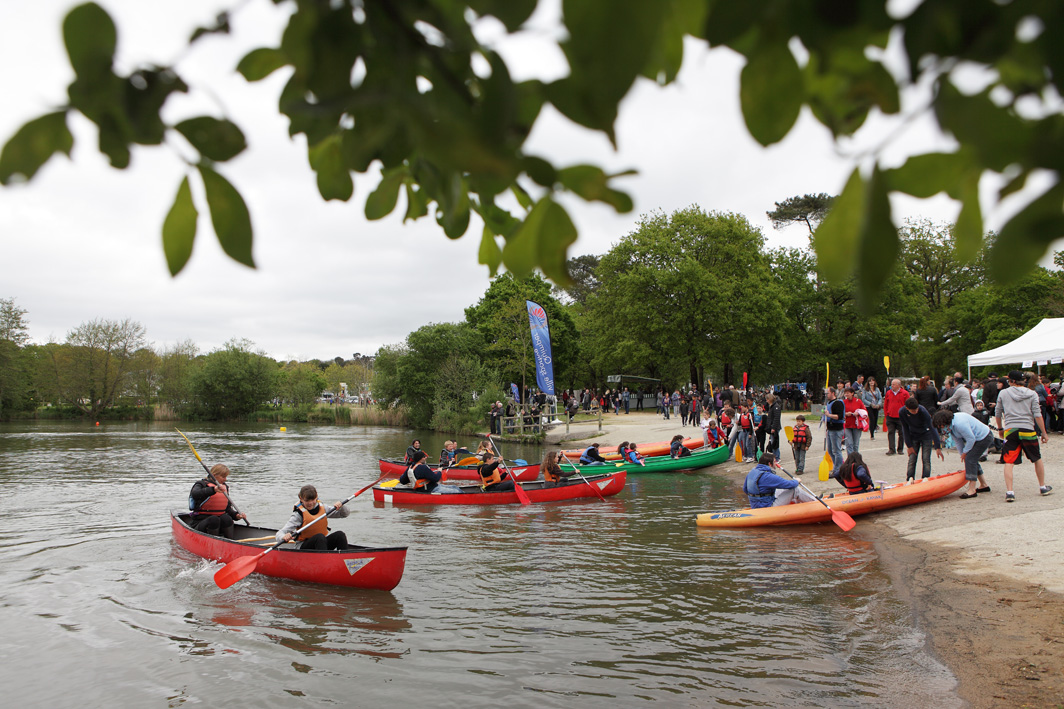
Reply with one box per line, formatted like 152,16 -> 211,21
597,404 -> 602,431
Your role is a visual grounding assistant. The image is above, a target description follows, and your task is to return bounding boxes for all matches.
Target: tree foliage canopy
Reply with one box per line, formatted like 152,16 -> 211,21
3,1 -> 1061,295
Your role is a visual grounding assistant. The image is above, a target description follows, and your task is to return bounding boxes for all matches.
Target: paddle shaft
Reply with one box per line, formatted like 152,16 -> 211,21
484,435 -> 530,504
561,452 -> 606,501
177,428 -> 249,525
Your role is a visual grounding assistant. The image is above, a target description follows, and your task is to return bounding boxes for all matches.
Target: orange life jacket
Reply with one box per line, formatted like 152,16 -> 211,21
296,503 -> 329,541
543,464 -> 562,483
479,462 -> 504,486
196,481 -> 230,515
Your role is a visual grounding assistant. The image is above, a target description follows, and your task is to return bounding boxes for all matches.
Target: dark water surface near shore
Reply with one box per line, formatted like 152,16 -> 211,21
0,422 -> 959,707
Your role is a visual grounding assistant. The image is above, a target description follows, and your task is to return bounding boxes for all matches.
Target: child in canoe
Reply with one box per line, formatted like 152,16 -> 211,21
670,434 -> 692,458
276,485 -> 350,550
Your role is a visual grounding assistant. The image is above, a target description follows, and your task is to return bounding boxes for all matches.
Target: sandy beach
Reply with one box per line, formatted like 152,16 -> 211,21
545,409 -> 1064,708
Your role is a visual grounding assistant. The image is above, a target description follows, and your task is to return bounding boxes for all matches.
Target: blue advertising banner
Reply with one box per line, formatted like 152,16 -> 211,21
526,300 -> 555,396
511,382 -> 520,403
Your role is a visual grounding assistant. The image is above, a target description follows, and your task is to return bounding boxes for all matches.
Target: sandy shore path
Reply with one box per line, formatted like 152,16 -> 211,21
545,409 -> 1064,707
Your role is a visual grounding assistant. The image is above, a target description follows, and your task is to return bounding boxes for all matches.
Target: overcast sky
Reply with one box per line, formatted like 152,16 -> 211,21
1,0 -> 978,361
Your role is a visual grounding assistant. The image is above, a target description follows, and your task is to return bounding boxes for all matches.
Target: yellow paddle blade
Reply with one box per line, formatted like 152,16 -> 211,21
379,479 -> 400,488
457,456 -> 479,466
735,445 -> 742,463
818,452 -> 832,481
784,425 -> 794,444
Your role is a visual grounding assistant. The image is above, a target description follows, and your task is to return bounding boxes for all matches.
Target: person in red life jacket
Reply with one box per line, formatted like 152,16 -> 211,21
625,442 -> 646,465
400,451 -> 462,493
541,451 -> 576,488
188,464 -> 246,538
478,452 -> 515,491
616,441 -> 631,461
738,405 -> 756,463
831,452 -> 875,494
403,439 -> 422,464
670,434 -> 692,458
791,414 -> 812,473
276,485 -> 349,550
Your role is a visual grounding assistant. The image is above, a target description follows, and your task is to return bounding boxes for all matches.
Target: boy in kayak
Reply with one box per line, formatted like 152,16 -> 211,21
277,485 -> 350,550
743,454 -> 817,508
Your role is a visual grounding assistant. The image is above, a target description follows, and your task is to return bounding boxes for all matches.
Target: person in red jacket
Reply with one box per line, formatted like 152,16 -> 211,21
882,378 -> 910,456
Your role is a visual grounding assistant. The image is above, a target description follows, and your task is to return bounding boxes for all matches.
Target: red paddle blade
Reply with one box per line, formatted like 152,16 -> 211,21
214,554 -> 262,589
831,509 -> 857,531
513,481 -> 531,505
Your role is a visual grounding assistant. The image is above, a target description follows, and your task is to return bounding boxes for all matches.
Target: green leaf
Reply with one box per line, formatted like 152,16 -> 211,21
175,116 -> 246,162
437,173 -> 471,239
365,166 -> 406,220
854,167 -> 898,310
882,151 -> 972,199
501,197 -> 577,282
478,226 -> 503,275
403,183 -> 428,221
989,182 -> 1064,284
642,0 -> 708,83
190,12 -> 230,44
466,0 -> 537,32
557,164 -> 635,212
308,134 -> 353,201
0,112 -> 74,185
198,165 -> 255,268
97,113 -> 131,168
813,168 -> 864,282
522,156 -> 556,188
511,183 -> 534,211
935,83 -> 1034,173
953,172 -> 983,262
740,39 -> 803,146
237,47 -> 288,82
162,177 -> 198,276
63,3 -> 116,78
126,70 -> 188,146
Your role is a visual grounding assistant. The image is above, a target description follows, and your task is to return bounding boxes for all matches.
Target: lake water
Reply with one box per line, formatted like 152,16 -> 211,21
0,422 -> 960,707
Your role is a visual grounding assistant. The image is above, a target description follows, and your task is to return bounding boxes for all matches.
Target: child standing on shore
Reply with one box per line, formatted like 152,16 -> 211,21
791,415 -> 812,474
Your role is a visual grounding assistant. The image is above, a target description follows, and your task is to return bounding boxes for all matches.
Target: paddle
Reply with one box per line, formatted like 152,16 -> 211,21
774,462 -> 856,531
484,435 -> 530,505
457,456 -> 480,466
213,471 -> 389,589
561,452 -> 606,501
176,428 -> 249,525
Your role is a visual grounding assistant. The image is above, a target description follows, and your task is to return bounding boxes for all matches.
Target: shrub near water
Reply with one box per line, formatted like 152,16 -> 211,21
251,404 -> 409,427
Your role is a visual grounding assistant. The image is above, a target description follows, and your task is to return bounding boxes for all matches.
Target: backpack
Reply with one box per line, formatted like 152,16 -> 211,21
792,424 -> 811,450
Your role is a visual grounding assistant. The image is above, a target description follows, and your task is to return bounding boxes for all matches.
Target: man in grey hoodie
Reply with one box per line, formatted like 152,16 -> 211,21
995,370 -> 1051,502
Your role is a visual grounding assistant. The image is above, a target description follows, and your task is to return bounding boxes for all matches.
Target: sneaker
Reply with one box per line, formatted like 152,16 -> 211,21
1005,492 -> 1015,503
1041,485 -> 1053,497
886,450 -> 896,456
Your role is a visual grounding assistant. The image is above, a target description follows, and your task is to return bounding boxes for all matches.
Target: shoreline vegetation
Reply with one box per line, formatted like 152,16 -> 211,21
6,403 -> 413,428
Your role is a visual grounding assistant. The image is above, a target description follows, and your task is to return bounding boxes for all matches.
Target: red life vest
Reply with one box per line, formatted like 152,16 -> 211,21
792,425 -> 810,448
740,413 -> 752,431
196,481 -> 230,515
296,504 -> 329,541
837,464 -> 871,494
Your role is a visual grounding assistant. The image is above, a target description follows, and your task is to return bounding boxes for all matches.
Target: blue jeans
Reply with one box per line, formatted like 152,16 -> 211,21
826,429 -> 844,474
906,439 -> 934,479
844,428 -> 861,454
793,446 -> 807,473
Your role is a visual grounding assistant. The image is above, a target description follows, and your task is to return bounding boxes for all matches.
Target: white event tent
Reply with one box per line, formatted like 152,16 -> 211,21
967,318 -> 1064,375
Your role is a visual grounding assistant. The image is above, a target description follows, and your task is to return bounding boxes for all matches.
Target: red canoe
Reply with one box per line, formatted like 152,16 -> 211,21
372,471 -> 627,505
376,458 -> 541,481
696,471 -> 967,528
170,511 -> 407,590
561,437 -> 703,460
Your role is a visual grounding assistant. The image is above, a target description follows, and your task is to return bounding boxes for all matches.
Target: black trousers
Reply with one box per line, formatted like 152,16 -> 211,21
193,513 -> 235,539
300,531 -> 348,550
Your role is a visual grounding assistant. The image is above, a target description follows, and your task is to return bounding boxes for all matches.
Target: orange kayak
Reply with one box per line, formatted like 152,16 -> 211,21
696,471 -> 966,527
562,437 -> 703,460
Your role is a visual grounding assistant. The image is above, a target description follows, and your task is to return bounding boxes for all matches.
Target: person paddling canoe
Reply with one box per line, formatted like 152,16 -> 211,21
742,454 -> 817,508
541,451 -> 576,488
277,485 -> 350,550
188,464 -> 246,538
400,451 -> 463,494
478,452 -> 515,492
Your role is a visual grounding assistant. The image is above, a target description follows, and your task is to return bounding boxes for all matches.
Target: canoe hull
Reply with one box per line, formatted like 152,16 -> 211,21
170,511 -> 407,590
376,458 -> 540,481
560,444 -> 730,474
696,471 -> 967,528
372,471 -> 627,505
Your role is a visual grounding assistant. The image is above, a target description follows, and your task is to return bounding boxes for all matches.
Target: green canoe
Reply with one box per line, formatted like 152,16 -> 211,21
560,444 -> 730,474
